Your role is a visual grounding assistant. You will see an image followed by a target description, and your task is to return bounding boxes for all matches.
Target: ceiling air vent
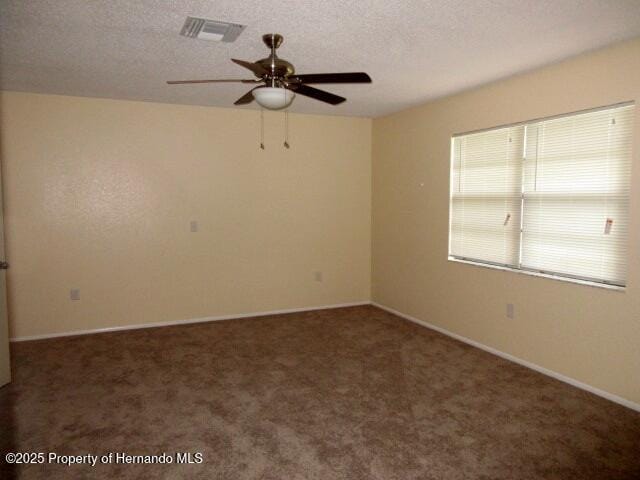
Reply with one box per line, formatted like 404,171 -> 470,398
180,17 -> 246,42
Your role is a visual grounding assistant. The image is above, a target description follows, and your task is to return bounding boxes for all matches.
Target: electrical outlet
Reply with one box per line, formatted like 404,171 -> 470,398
314,271 -> 323,282
506,303 -> 514,319
190,220 -> 198,232
70,289 -> 80,301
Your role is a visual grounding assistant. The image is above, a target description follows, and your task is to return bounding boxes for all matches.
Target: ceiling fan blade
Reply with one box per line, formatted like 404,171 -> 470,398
231,59 -> 268,77
287,84 -> 346,105
289,72 -> 371,84
167,79 -> 258,84
234,88 -> 258,105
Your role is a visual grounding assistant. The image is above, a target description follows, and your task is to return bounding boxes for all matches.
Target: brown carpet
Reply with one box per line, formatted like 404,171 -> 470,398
1,305 -> 639,479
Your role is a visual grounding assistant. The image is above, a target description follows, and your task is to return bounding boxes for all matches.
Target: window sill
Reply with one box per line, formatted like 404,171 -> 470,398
448,257 -> 625,292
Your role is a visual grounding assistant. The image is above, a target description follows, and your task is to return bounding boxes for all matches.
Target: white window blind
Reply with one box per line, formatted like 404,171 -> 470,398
449,103 -> 634,287
450,126 -> 524,267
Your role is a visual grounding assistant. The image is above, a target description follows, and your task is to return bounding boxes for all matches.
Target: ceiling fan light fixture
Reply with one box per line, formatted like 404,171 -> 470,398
252,87 -> 295,110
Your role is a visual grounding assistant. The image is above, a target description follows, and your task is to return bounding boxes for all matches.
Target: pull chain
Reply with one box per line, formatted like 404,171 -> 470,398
283,110 -> 290,149
260,109 -> 265,150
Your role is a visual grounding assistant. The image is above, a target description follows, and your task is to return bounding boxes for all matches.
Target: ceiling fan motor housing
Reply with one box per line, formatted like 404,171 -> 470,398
256,33 -> 295,85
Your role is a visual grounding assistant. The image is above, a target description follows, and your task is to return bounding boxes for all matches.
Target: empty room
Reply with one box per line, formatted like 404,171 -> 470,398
1,1 -> 640,479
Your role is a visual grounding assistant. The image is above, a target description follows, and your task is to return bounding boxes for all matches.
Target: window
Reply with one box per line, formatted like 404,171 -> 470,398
449,103 -> 634,287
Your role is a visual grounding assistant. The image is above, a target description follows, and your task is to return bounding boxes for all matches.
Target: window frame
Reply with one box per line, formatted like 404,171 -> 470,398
447,101 -> 634,290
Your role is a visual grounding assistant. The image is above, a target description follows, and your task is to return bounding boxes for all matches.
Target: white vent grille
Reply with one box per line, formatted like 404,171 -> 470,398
180,17 -> 245,42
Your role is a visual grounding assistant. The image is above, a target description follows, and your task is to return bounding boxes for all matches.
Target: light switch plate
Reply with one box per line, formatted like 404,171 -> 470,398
506,303 -> 514,319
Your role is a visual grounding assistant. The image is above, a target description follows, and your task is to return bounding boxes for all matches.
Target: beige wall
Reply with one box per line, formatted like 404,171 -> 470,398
0,92 -> 371,338
3,38 -> 639,406
372,38 -> 640,405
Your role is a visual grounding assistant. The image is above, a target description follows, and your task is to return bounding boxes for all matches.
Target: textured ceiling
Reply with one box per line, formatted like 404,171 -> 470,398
1,1 -> 640,117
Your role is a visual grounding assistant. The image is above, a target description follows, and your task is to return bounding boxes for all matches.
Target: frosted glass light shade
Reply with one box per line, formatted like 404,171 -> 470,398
252,87 -> 295,110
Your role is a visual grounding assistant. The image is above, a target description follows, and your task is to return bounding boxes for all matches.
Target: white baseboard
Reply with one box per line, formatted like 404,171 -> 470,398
371,302 -> 640,413
11,299 -> 639,413
10,301 -> 370,342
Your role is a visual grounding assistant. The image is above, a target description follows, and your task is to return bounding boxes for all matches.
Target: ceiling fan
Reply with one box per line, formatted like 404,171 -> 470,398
167,33 -> 372,110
